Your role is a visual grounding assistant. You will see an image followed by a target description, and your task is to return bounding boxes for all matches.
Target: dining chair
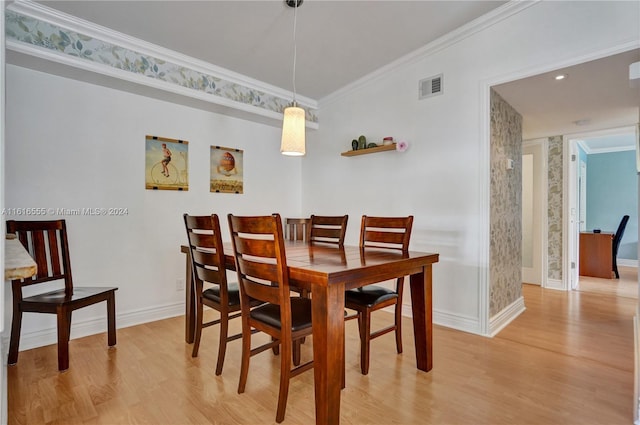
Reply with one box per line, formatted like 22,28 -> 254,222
285,217 -> 309,242
294,214 -> 349,303
345,215 -> 413,375
307,214 -> 349,246
228,213 -> 314,423
183,214 -> 262,375
5,219 -> 117,371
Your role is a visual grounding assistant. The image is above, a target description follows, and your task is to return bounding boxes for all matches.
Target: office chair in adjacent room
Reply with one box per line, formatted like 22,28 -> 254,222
612,215 -> 629,279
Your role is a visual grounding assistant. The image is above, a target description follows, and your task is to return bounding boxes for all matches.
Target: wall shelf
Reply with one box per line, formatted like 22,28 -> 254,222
341,143 -> 396,157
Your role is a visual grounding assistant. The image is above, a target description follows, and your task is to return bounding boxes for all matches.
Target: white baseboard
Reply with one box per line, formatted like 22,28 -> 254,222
400,304 -> 485,336
489,296 -> 526,336
434,309 -> 484,335
618,259 -> 638,268
545,278 -> 565,291
7,302 -> 184,353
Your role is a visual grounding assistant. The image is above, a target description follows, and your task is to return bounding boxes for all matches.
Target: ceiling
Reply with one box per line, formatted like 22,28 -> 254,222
31,0 -> 507,100
494,48 -> 640,144
14,1 -> 640,143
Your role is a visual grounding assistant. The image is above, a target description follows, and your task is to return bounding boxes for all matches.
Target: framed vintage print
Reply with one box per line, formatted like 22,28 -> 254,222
210,146 -> 243,194
145,135 -> 189,191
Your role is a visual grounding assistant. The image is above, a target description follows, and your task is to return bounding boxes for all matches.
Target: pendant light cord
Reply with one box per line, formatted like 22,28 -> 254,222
291,1 -> 298,105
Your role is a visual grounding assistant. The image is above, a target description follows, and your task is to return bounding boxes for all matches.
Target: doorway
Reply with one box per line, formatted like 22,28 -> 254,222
566,126 -> 638,291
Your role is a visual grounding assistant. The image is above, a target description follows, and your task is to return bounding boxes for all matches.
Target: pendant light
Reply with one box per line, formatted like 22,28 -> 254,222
280,0 -> 305,156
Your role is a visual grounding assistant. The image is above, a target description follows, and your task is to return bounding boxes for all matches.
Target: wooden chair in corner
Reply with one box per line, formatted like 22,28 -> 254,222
307,214 -> 348,246
183,213 -> 262,375
5,219 -> 117,371
344,215 -> 413,375
228,213 -> 314,423
294,214 -> 349,302
285,217 -> 309,242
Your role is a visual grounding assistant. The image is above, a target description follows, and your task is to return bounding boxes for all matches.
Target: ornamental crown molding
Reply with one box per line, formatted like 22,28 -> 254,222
5,0 -> 319,127
320,0 -> 539,107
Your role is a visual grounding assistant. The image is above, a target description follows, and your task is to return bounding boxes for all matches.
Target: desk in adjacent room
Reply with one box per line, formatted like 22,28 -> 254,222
579,231 -> 614,279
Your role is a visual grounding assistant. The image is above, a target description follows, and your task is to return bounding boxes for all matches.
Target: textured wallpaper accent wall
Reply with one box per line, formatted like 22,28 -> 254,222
489,89 -> 523,317
547,135 -> 563,281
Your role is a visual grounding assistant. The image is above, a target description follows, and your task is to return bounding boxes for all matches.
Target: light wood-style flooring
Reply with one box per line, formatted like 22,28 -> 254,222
7,268 -> 638,424
578,265 -> 638,299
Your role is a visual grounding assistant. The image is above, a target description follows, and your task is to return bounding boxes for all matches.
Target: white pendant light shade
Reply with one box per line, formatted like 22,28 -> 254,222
280,105 -> 306,156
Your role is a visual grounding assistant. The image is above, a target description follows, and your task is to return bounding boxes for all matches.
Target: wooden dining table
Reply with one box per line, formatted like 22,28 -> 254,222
180,241 -> 439,424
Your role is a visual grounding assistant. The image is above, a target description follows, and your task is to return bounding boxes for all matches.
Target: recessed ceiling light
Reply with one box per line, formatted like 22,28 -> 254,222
555,74 -> 567,80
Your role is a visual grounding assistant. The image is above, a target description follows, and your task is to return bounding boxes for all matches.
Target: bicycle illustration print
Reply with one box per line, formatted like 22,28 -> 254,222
145,135 -> 189,191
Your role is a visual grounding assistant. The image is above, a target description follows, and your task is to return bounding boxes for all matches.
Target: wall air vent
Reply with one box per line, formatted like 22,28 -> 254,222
418,74 -> 443,100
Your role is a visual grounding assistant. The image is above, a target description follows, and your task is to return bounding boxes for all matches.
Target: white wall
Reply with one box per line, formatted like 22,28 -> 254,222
3,1 -> 639,349
4,65 -> 303,350
305,1 -> 640,334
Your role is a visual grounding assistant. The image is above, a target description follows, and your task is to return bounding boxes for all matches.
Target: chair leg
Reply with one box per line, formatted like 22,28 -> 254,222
359,310 -> 371,375
57,307 -> 72,371
107,292 -> 117,347
8,307 -> 23,365
192,301 -> 204,357
299,290 -> 309,345
613,255 -> 620,278
276,336 -> 292,423
237,321 -> 251,394
293,338 -> 301,366
215,310 -> 230,375
341,329 -> 346,389
356,311 -> 364,340
395,302 -> 403,354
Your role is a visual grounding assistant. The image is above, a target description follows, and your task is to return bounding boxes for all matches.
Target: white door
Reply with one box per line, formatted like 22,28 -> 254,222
522,141 -> 545,285
579,160 -> 587,232
568,142 -> 580,290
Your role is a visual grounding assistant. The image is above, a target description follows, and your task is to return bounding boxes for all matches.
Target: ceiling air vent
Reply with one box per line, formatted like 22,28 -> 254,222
419,74 -> 443,100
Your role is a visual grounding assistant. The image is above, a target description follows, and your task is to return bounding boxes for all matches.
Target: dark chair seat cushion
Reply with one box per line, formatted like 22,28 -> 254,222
345,285 -> 398,308
251,298 -> 312,332
203,282 -> 241,306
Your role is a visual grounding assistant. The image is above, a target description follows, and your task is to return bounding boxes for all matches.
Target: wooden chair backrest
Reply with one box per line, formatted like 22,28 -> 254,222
228,214 -> 290,309
613,215 -> 630,250
183,214 -> 228,289
6,220 -> 73,294
285,217 -> 309,242
308,215 -> 348,246
359,216 -> 413,251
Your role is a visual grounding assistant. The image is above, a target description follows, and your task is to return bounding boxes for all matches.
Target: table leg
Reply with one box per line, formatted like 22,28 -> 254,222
182,246 -> 195,344
410,265 -> 432,372
312,282 -> 344,425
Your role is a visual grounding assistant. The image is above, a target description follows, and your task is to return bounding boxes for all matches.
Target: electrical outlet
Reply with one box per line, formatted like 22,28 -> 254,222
176,278 -> 185,291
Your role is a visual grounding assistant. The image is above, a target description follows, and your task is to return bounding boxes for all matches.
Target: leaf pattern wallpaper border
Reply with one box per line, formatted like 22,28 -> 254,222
4,9 -> 319,124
